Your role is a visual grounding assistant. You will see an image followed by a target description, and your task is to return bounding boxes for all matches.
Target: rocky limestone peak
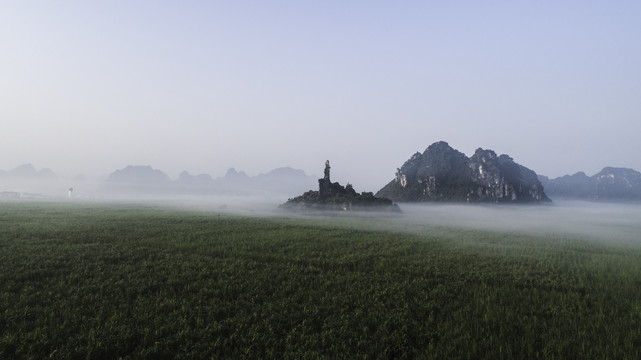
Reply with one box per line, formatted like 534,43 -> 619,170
469,148 -> 500,179
394,152 -> 423,187
416,142 -> 468,181
376,142 -> 549,203
472,148 -> 498,162
594,167 -> 641,198
425,141 -> 454,153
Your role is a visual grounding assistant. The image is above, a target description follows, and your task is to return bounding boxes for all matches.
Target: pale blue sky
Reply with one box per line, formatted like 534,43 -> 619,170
2,1 -> 640,190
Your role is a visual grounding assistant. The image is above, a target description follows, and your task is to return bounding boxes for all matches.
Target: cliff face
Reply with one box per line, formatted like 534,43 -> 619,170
376,142 -> 549,203
540,167 -> 641,201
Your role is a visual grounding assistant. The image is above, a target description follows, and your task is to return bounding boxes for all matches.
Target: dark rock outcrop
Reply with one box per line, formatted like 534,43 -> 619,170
376,141 -> 549,203
540,167 -> 641,201
280,161 -> 400,212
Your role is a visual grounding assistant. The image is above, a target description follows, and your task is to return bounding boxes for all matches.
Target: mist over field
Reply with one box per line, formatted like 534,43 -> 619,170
6,184 -> 640,244
279,201 -> 641,244
396,201 -> 641,243
133,195 -> 641,244
3,172 -> 640,245
125,192 -> 637,243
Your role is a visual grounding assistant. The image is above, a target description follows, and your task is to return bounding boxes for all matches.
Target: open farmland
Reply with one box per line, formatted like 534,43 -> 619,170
1,202 -> 641,359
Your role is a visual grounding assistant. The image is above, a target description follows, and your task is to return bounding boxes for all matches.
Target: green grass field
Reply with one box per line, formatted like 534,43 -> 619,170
1,202 -> 641,359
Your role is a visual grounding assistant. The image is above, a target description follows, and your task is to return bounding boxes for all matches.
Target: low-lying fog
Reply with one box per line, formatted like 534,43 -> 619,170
396,201 -> 641,243
3,192 -> 640,244
162,197 -> 641,244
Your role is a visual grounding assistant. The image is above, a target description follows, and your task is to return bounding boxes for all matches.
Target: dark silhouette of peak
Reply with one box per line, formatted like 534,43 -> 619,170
427,141 -> 456,153
377,142 -> 549,203
416,142 -> 469,182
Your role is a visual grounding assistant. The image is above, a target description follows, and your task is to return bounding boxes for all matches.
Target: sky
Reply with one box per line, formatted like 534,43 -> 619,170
2,1 -> 640,191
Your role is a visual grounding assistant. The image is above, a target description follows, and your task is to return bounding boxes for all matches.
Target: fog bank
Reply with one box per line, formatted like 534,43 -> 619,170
3,194 -> 640,244
393,201 -> 641,243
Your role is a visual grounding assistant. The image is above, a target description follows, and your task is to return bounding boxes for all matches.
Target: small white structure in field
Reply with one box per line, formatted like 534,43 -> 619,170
68,187 -> 73,198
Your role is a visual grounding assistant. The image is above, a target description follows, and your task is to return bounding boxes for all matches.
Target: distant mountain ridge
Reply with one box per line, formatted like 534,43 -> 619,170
5,161 -> 641,202
0,163 -> 317,198
107,165 -> 171,184
0,164 -> 56,179
0,164 -> 62,197
539,167 -> 641,201
377,141 -> 549,203
99,165 -> 317,196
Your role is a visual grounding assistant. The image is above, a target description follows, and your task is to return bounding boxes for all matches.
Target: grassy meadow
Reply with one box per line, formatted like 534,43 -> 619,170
1,201 -> 641,359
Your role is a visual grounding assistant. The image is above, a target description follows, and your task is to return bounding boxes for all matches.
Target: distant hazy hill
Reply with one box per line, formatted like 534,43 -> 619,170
178,171 -> 213,183
0,164 -> 64,197
106,165 -> 171,184
0,164 -> 56,179
253,167 -> 317,194
99,165 -> 316,196
377,141 -> 549,203
210,167 -> 317,195
539,167 -> 641,201
100,165 -> 172,194
176,171 -> 214,192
